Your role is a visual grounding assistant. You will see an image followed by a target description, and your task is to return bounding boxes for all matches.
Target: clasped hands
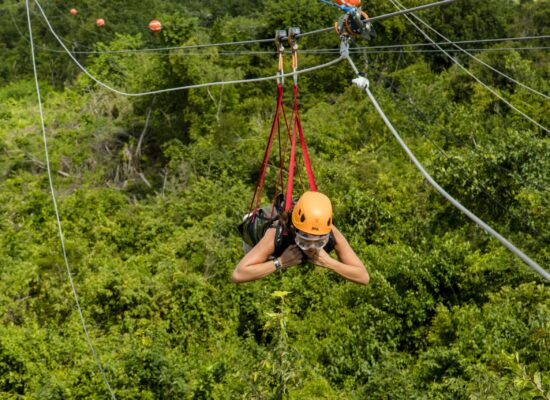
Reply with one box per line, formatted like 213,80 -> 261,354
277,245 -> 333,269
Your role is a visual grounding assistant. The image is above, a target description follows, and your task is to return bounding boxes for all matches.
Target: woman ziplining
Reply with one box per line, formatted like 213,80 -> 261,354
232,28 -> 369,286
232,191 -> 370,285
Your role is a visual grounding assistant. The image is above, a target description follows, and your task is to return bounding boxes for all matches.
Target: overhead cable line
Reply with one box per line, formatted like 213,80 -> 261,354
33,0 -> 343,97
108,46 -> 550,57
352,46 -> 550,54
343,49 -> 550,282
62,37 -> 274,54
6,0 -> 94,52
35,46 -> 550,57
371,65 -> 549,194
8,2 -> 259,56
371,66 -> 549,237
35,1 -> 95,50
43,0 -> 103,44
24,0 -> 118,398
168,46 -> 550,55
303,46 -> 550,55
23,44 -> 550,57
34,34 -> 550,56
17,4 -> 550,58
6,0 -> 31,42
28,0 -> 273,55
28,0 -> 457,56
362,34 -> 550,50
388,0 -> 550,135
392,0 -> 550,101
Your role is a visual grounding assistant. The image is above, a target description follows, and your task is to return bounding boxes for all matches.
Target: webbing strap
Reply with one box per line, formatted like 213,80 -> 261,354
285,104 -> 298,211
271,99 -> 291,218
294,85 -> 317,192
284,84 -> 317,211
250,84 -> 284,221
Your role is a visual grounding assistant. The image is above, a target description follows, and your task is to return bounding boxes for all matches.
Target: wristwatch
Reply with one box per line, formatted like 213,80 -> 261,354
273,258 -> 282,271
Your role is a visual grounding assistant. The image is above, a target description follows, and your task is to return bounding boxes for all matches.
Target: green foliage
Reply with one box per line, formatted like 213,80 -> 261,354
1,0 -> 549,398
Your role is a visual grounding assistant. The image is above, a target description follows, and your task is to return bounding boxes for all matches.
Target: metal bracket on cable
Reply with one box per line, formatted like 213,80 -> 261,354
344,45 -> 549,282
275,29 -> 287,85
288,27 -> 301,85
352,75 -> 370,91
340,35 -> 350,59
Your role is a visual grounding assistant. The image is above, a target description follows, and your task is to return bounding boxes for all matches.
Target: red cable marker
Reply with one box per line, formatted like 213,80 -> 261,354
149,20 -> 162,32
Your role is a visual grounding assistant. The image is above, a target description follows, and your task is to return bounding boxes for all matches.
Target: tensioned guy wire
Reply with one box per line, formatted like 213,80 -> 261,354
31,35 -> 550,56
392,0 -> 550,100
387,0 -> 550,135
371,65 -> 549,239
303,46 -> 550,55
370,64 -> 549,193
344,54 -> 549,282
361,34 -> 550,50
23,44 -> 550,57
354,47 -> 550,54
33,0 -> 343,97
21,0 -> 546,57
25,0 -> 118,398
26,0 -> 458,55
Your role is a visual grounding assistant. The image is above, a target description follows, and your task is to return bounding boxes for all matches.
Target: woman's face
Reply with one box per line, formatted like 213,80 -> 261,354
294,230 -> 330,251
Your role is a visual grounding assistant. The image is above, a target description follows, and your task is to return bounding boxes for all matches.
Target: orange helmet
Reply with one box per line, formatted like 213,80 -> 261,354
292,191 -> 333,235
336,0 -> 361,7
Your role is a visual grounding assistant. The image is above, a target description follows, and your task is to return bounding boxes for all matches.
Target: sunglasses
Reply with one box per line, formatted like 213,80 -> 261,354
294,230 -> 330,251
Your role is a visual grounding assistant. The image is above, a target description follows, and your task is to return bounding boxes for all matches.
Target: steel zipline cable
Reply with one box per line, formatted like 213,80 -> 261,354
301,0 -> 458,38
27,44 -> 550,57
356,34 -> 550,50
27,0 -> 458,55
371,65 -> 549,239
391,0 -> 550,101
303,46 -> 550,55
343,52 -> 550,283
370,64 -> 549,194
24,0 -> 118,399
386,0 -> 550,135
349,46 -> 550,54
24,3 -> 548,400
33,0 -> 344,97
28,0 -> 465,98
24,1 -> 342,394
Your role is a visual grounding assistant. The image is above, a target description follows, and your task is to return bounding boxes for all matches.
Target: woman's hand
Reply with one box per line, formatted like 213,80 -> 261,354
304,248 -> 335,269
279,245 -> 304,268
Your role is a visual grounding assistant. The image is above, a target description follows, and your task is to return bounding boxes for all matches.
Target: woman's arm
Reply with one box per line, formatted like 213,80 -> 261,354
305,226 -> 370,285
231,228 -> 303,283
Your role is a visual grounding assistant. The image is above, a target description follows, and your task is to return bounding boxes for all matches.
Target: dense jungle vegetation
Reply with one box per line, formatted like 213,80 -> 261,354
1,0 -> 550,398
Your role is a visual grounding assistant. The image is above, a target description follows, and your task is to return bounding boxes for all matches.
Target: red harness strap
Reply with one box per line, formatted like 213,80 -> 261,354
249,81 -> 318,218
284,84 -> 317,212
249,83 -> 286,222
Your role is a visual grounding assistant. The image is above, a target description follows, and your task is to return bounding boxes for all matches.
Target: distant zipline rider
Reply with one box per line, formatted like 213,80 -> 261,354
232,29 -> 369,286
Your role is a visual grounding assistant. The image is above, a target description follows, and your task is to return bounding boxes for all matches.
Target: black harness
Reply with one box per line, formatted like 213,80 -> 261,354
239,207 -> 336,258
